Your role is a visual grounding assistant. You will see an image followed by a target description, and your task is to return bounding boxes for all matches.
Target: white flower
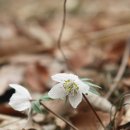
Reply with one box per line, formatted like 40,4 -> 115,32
48,73 -> 90,108
9,84 -> 32,111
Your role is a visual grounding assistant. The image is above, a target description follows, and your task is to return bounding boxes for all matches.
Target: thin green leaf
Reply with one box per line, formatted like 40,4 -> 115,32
84,81 -> 101,88
32,101 -> 47,114
80,78 -> 92,82
39,93 -> 51,101
89,87 -> 100,96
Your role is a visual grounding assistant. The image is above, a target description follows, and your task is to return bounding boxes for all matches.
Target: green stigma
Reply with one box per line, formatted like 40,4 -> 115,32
63,80 -> 79,96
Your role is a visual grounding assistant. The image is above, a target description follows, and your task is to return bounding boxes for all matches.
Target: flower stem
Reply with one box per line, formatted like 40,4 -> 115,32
82,94 -> 105,129
39,100 -> 79,130
57,0 -> 68,67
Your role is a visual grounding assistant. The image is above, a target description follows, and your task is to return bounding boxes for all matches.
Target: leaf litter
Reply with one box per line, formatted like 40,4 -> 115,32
0,0 -> 130,130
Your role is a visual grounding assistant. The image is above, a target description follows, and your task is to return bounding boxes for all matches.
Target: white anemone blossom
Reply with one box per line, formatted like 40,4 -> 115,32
48,73 -> 90,108
9,84 -> 32,111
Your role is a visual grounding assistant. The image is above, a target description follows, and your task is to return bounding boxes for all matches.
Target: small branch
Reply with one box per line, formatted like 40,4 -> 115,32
106,40 -> 130,99
57,0 -> 78,74
39,100 -> 79,130
82,94 -> 105,129
57,0 -> 68,65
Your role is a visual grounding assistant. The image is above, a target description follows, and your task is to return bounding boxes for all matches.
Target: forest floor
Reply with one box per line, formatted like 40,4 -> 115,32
0,0 -> 130,130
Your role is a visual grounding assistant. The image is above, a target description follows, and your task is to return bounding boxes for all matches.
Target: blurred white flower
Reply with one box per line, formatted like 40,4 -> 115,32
9,84 -> 32,111
48,73 -> 90,108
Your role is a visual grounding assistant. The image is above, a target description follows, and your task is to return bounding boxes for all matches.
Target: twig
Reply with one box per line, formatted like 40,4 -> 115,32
106,40 -> 130,99
82,94 -> 105,129
57,0 -> 68,65
39,100 -> 79,130
56,0 -> 78,74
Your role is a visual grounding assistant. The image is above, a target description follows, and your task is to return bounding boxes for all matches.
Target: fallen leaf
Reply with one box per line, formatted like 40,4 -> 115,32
68,44 -> 104,69
70,110 -> 110,130
0,114 -> 42,130
104,42 -> 125,63
25,62 -> 49,93
0,65 -> 25,96
87,94 -> 115,114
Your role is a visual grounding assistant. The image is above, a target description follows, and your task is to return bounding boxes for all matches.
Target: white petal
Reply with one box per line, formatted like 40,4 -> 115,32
9,91 -> 31,111
51,73 -> 69,82
69,92 -> 82,108
67,74 -> 79,81
75,79 -> 90,94
9,99 -> 31,111
9,84 -> 32,99
48,83 -> 66,99
9,84 -> 32,111
51,73 -> 78,82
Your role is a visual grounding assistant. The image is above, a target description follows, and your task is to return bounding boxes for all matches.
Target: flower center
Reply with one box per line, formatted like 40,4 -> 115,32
63,80 -> 79,96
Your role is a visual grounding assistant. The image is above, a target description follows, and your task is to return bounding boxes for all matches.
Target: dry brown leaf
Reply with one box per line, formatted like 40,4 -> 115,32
68,47 -> 92,69
43,100 -> 73,116
42,94 -> 115,122
24,62 -> 49,93
68,44 -> 104,69
0,114 -> 42,130
0,37 -> 44,57
88,94 -> 115,114
9,54 -> 53,66
103,42 -> 125,63
20,23 -> 54,49
79,94 -> 115,114
70,110 -> 110,130
0,65 -> 25,95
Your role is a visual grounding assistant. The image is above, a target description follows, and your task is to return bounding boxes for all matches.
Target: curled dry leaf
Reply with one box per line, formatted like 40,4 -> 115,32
89,94 -> 115,113
87,94 -> 115,114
